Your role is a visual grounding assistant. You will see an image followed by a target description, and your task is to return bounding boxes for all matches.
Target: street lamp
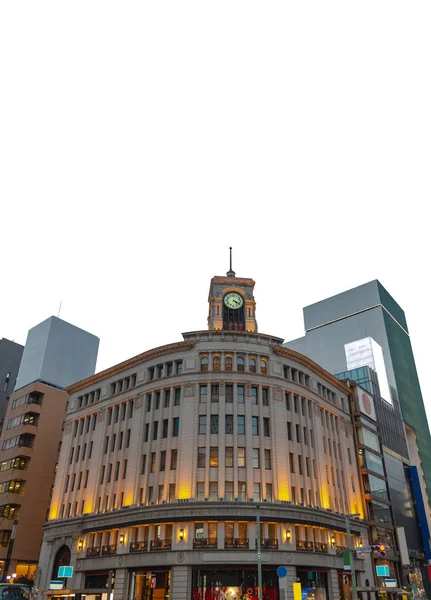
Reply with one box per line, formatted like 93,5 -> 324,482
345,513 -> 360,600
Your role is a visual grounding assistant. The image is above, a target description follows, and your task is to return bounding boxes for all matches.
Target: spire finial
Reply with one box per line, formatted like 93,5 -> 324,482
227,246 -> 236,277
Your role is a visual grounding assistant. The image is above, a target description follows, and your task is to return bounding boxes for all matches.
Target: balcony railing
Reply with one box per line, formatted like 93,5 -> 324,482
255,539 -> 278,549
193,537 -> 218,549
296,540 -> 314,552
314,542 -> 328,554
86,546 -> 101,557
130,541 -> 148,553
101,544 -> 117,556
224,538 -> 249,549
150,539 -> 172,551
335,545 -> 348,556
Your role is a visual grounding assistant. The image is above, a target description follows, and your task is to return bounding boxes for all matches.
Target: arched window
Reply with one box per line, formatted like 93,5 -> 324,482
260,358 -> 267,375
213,355 -> 221,371
225,355 -> 233,372
249,357 -> 256,373
51,545 -> 71,580
237,356 -> 245,372
200,356 -> 209,372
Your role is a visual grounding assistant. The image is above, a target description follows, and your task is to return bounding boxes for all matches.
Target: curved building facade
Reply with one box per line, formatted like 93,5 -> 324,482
37,273 -> 373,600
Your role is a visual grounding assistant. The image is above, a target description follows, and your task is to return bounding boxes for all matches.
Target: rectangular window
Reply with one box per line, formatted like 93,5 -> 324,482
152,421 -> 158,440
150,453 -> 156,473
196,481 -> 205,501
126,429 -> 131,448
303,427 -> 308,445
264,449 -> 271,470
226,385 -> 233,403
295,424 -> 301,443
209,481 -> 218,501
238,447 -> 246,468
252,417 -> 259,436
211,384 -> 219,403
225,447 -> 233,467
263,418 -> 270,437
170,449 -> 177,470
162,419 -> 169,438
266,483 -> 273,501
114,405 -> 119,423
298,455 -> 303,475
225,414 -> 233,434
123,460 -> 128,479
252,448 -> 260,468
253,482 -> 261,502
225,481 -> 234,501
197,447 -> 206,468
210,415 -> 218,434
237,415 -> 245,435
84,470 -> 89,488
148,486 -> 153,504
262,388 -> 269,406
160,451 -> 166,471
115,461 -> 120,481
107,463 -> 112,483
210,447 -> 218,467
144,424 -> 149,442
158,485 -> 164,504
287,421 -> 292,441
146,394 -> 151,412
291,486 -> 296,503
169,483 -> 175,502
200,385 -> 208,403
164,389 -> 170,408
118,431 -> 123,450
199,415 -> 207,434
306,457 -> 310,477
237,385 -> 245,404
238,481 -> 246,501
174,387 -> 181,406
285,392 -> 290,410
121,403 -> 126,420
173,417 -> 179,437
155,391 -> 161,410
289,453 -> 295,473
294,395 -> 299,413
251,387 -> 258,405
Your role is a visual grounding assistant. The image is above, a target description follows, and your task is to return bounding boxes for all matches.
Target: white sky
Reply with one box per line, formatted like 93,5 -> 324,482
1,2 -> 430,425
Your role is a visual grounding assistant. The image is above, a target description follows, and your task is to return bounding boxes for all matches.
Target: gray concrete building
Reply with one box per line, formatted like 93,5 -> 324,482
0,338 -> 24,430
37,272 -> 374,600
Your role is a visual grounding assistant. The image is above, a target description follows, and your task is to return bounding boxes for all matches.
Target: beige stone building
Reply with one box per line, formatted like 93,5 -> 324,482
37,272 -> 373,600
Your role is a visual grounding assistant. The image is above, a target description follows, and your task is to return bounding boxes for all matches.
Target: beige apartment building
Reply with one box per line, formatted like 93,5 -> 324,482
37,271 -> 374,600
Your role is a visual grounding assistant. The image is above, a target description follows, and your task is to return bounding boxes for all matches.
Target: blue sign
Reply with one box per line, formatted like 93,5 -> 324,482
277,566 -> 288,578
376,565 -> 390,577
58,566 -> 74,578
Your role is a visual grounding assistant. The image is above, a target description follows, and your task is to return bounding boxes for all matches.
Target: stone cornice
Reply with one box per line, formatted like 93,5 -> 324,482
272,345 -> 350,394
66,341 -> 196,394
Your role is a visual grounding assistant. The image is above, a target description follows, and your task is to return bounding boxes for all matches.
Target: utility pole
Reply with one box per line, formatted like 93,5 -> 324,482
345,514 -> 360,600
2,520 -> 18,583
256,505 -> 263,600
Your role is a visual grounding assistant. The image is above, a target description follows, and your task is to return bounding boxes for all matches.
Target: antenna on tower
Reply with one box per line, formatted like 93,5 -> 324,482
226,247 -> 236,278
58,301 -> 62,318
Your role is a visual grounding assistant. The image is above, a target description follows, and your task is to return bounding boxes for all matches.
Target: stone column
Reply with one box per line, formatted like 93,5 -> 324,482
279,567 -> 296,600
171,565 -> 192,600
113,568 -> 128,600
327,568 -> 340,600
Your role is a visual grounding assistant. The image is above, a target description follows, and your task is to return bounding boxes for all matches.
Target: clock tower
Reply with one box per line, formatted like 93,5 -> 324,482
207,250 -> 257,332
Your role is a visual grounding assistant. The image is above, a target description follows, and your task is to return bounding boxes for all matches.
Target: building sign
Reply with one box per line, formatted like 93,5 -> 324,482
358,388 -> 376,422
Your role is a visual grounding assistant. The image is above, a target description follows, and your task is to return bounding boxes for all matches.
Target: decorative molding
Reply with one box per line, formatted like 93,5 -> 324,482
97,409 -> 105,423
135,393 -> 144,409
66,341 -> 196,394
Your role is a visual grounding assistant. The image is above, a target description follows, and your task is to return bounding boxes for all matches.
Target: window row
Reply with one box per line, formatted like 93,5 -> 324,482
107,400 -> 134,426
283,365 -> 311,388
73,413 -> 98,437
2,433 -> 34,451
109,374 -> 137,397
141,449 -> 178,474
198,415 -> 270,436
200,354 -> 268,374
317,382 -> 337,405
286,421 -> 315,447
99,460 -> 128,485
11,391 -> 43,410
196,481 -> 273,503
6,412 -> 39,430
145,388 -> 181,412
197,447 -> 272,470
143,418 -> 180,442
77,388 -> 101,408
103,430 -> 131,454
199,384 -> 269,405
65,469 -> 90,492
0,479 -> 24,495
149,361 -> 183,381
69,441 -> 94,464
0,503 -> 18,520
0,456 -> 28,472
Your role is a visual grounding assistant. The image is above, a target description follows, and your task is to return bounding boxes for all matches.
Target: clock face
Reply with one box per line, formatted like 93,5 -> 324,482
224,292 -> 244,309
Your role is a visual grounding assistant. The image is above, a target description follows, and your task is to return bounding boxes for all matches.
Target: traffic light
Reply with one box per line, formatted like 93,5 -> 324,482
370,544 -> 387,556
